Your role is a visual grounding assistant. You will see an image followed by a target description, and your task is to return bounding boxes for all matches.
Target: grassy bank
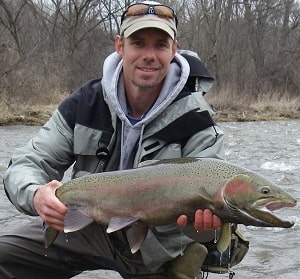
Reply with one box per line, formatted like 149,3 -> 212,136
0,91 -> 67,126
206,89 -> 300,122
1,90 -> 300,125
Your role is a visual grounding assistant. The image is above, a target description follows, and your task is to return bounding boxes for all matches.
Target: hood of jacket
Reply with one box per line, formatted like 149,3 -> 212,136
101,51 -> 190,169
101,51 -> 190,127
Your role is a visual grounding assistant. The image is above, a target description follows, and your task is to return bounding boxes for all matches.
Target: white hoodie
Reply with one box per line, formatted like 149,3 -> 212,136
101,51 -> 190,170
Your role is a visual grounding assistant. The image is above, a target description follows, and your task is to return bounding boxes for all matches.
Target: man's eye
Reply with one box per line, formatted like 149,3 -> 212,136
157,42 -> 168,49
131,40 -> 144,47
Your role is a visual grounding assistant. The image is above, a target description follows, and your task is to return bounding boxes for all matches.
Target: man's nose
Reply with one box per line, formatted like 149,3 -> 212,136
142,46 -> 156,61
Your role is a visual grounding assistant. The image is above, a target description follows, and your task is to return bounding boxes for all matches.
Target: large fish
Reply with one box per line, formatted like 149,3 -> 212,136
45,157 -> 296,253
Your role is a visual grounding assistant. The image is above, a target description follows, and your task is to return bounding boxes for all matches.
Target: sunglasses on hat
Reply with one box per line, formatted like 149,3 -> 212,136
121,3 -> 178,27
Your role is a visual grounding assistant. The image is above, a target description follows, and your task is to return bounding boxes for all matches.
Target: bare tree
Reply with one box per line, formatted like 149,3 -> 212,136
0,0 -> 29,56
1,0 -> 300,104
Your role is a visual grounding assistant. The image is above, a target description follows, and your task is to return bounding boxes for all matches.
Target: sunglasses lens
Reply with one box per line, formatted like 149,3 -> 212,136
125,4 -> 149,16
126,4 -> 148,16
153,6 -> 174,18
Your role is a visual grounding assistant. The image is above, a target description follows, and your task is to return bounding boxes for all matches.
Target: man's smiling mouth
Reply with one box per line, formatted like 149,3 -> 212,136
138,67 -> 158,72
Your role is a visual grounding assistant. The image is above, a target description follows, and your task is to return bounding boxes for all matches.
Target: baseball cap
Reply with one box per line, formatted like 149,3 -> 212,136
120,1 -> 178,40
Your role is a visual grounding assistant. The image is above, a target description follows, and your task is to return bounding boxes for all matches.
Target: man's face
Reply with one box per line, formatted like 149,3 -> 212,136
115,28 -> 177,91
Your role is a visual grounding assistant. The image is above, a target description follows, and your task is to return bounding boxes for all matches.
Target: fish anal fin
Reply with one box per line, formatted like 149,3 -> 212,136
126,224 -> 148,254
64,207 -> 94,233
106,216 -> 140,233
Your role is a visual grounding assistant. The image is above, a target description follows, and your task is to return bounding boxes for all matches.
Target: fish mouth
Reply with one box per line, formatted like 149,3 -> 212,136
253,198 -> 296,210
246,198 -> 297,228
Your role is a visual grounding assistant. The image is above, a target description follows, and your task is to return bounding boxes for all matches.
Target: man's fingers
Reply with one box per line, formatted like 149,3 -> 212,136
212,214 -> 222,228
203,209 -> 213,230
178,209 -> 221,231
177,215 -> 188,227
194,209 -> 221,231
194,209 -> 204,231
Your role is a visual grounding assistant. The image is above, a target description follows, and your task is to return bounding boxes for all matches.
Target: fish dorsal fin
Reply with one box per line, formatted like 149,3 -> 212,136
126,224 -> 148,253
137,159 -> 160,168
64,207 -> 94,233
106,216 -> 140,233
73,171 -> 91,179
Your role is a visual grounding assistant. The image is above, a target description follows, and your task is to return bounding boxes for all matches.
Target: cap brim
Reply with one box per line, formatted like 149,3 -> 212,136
121,15 -> 176,39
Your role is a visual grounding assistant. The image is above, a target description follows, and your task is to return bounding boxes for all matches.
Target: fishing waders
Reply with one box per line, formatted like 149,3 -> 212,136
166,242 -> 208,279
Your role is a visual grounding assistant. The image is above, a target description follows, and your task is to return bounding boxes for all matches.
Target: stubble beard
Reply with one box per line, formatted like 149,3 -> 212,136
132,79 -> 157,89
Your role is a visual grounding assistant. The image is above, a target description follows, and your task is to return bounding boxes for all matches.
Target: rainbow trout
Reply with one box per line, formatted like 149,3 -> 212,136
45,157 -> 296,253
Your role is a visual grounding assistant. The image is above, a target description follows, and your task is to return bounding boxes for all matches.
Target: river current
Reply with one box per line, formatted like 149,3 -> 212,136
0,120 -> 299,278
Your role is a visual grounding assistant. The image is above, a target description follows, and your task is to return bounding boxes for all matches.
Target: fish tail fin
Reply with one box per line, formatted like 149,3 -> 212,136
44,227 -> 59,248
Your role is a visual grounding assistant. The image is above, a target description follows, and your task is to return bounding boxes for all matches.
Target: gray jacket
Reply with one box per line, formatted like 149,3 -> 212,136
4,52 -> 225,270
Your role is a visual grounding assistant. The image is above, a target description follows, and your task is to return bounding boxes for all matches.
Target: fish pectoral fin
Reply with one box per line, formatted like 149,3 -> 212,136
64,207 -> 94,233
106,216 -> 140,233
216,222 -> 232,254
126,224 -> 148,254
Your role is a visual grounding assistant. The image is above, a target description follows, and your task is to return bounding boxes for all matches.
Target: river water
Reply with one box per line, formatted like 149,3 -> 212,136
0,120 -> 299,279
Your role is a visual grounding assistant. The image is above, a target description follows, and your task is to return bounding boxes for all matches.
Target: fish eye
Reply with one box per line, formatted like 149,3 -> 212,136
261,186 -> 270,194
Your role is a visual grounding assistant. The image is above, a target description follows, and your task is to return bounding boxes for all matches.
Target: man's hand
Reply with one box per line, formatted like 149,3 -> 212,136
177,209 -> 221,231
33,180 -> 68,231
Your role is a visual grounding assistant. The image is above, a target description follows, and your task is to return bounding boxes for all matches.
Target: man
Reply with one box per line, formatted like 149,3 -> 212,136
0,1 -> 234,278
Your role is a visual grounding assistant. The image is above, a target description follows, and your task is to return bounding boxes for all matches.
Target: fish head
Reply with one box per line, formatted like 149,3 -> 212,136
220,173 -> 297,228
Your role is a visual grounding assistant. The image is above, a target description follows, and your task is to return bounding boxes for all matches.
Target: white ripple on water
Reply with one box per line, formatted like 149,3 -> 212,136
260,161 -> 299,172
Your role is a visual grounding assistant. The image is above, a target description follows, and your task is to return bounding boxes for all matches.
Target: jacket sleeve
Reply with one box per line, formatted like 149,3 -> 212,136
3,110 -> 75,215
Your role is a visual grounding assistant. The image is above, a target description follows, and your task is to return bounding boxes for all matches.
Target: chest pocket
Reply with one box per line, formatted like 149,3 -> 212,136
73,124 -> 113,155
140,139 -> 182,162
139,110 -> 216,163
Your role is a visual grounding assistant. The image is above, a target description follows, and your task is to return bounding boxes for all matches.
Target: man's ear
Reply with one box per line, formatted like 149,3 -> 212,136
172,39 -> 178,59
115,35 -> 123,55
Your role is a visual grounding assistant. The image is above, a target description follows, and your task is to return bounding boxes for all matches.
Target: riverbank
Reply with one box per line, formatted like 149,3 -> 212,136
214,109 -> 300,122
1,89 -> 300,125
0,104 -> 299,126
0,104 -> 57,126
